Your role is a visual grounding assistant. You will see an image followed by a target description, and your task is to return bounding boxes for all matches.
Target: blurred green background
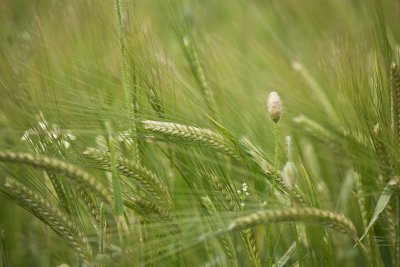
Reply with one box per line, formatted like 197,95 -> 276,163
1,0 -> 400,266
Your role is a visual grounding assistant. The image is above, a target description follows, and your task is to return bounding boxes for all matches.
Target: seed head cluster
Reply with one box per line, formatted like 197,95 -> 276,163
267,92 -> 283,123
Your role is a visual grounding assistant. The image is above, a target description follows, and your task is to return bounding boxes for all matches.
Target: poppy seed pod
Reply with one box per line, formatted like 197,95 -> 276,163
267,92 -> 283,123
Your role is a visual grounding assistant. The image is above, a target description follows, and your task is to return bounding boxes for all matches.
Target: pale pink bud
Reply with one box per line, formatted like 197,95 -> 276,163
267,92 -> 283,123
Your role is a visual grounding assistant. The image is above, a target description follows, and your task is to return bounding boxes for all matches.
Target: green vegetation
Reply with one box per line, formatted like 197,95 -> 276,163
1,0 -> 400,266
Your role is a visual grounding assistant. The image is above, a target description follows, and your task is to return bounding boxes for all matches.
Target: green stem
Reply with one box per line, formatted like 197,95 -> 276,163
396,195 -> 400,267
267,122 -> 279,267
114,0 -> 139,163
266,225 -> 272,267
291,200 -> 302,267
273,122 -> 278,195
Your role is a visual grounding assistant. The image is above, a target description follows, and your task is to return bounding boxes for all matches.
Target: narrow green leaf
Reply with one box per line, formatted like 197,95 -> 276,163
272,242 -> 296,267
106,123 -> 124,217
359,180 -> 393,242
0,230 -> 9,267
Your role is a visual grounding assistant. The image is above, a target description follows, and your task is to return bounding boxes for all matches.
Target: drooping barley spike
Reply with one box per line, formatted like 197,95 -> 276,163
228,207 -> 358,243
98,202 -> 106,255
1,177 -> 92,261
200,196 -> 238,267
124,197 -> 179,234
210,175 -> 238,212
0,151 -> 112,205
241,228 -> 261,267
83,147 -> 171,207
182,36 -> 217,116
142,120 -> 239,159
129,195 -> 173,221
218,236 -> 238,267
46,172 -> 71,213
372,124 -> 393,181
141,74 -> 166,119
47,172 -> 98,224
239,137 -> 305,204
76,184 -> 99,224
391,63 -> 400,141
293,115 -> 336,144
114,0 -> 140,164
354,173 -> 370,232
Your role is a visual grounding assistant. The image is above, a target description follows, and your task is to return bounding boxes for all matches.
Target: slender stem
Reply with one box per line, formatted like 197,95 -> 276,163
396,195 -> 400,267
114,0 -> 139,163
115,216 -> 125,253
266,225 -> 272,267
273,122 -> 279,195
267,122 -> 279,267
98,202 -> 105,255
291,199 -> 302,267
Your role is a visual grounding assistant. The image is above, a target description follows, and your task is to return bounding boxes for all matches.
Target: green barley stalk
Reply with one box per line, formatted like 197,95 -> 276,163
98,202 -> 106,255
391,63 -> 400,143
124,197 -> 178,233
371,124 -> 397,259
391,61 -> 400,252
208,175 -> 260,267
266,122 -> 279,267
354,172 -> 380,267
46,172 -> 71,213
83,147 -> 171,207
291,214 -> 302,267
114,0 -> 140,164
142,120 -> 239,159
372,123 -> 393,180
293,115 -> 336,144
0,150 -> 112,205
182,36 -> 217,116
210,174 -> 237,212
241,228 -> 261,267
76,184 -> 99,224
124,196 -> 181,256
228,207 -> 358,242
106,124 -> 124,217
396,191 -> 400,267
200,196 -> 238,267
1,177 -> 92,261
238,137 -> 305,204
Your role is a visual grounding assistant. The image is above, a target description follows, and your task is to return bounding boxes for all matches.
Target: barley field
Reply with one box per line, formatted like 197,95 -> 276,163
0,0 -> 400,266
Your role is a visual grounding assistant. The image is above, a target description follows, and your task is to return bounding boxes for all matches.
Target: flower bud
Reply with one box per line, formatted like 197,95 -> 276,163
267,92 -> 283,123
282,161 -> 297,190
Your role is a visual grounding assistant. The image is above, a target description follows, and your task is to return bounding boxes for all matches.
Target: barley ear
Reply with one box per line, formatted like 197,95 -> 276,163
142,120 -> 240,159
228,207 -> 358,243
114,0 -> 140,164
182,36 -> 217,116
1,177 -> 92,262
0,151 -> 112,205
391,63 -> 400,141
293,115 -> 336,144
372,124 -> 393,181
83,147 -> 171,207
200,196 -> 238,267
